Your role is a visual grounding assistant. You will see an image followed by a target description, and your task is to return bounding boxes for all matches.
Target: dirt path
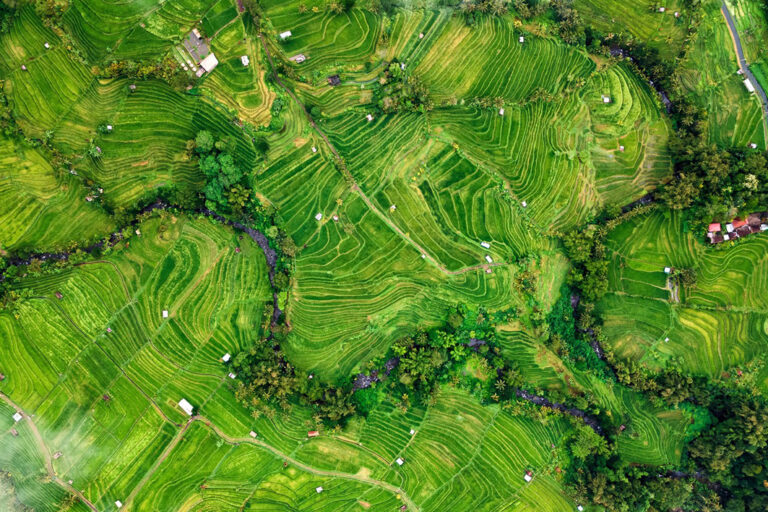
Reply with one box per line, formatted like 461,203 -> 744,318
0,392 -> 99,512
119,415 -> 419,511
258,35 -> 503,277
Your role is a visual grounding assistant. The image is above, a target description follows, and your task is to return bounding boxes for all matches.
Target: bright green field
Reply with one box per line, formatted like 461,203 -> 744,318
597,210 -> 768,377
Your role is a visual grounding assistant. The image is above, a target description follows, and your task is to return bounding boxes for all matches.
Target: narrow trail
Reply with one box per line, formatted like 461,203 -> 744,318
722,1 -> 768,142
0,392 -> 99,512
258,35 -> 504,277
119,415 -> 419,511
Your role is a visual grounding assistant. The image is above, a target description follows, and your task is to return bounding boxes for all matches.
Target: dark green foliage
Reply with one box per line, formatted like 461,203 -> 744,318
374,61 -> 433,114
99,58 -> 193,90
351,387 -> 380,416
562,224 -> 608,302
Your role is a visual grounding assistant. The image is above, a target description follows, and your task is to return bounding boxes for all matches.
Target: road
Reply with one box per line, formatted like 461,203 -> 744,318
721,1 -> 768,136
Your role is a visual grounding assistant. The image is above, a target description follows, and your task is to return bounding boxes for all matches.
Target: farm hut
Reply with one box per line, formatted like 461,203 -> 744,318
519,36 -> 524,43
366,114 -> 374,122
523,470 -> 533,482
708,223 -> 721,232
480,241 -> 490,249
521,201 -> 527,207
332,215 -> 339,221
107,327 -> 112,333
664,267 -> 671,274
55,291 -> 63,299
115,500 -> 123,508
311,146 -> 317,153
290,54 -> 306,63
577,506 -> 584,512
390,204 -> 397,211
664,337 -> 669,342
135,229 -> 141,236
178,399 -> 194,416
327,74 -> 341,86
400,62 -> 406,70
222,353 -> 231,362
744,79 -> 756,93
228,373 -> 236,379
410,429 -> 415,435
674,11 -> 680,17
129,83 -> 137,91
315,213 -> 323,220
619,145 -> 625,151
750,143 -> 758,149
396,458 -> 404,466
485,255 -> 493,263
602,95 -> 611,103
726,223 -> 734,233
723,234 -> 730,241
241,55 -> 249,66
658,7 -> 665,12
200,53 -> 219,73
421,254 -> 426,258
21,64 -> 27,71
192,28 -> 202,40
13,412 -> 22,422
44,42 -> 50,49
249,431 -> 257,438
316,486 -> 323,493
499,108 -> 505,116
419,33 -> 424,39
308,430 -> 319,437
279,30 -> 292,40
106,125 -> 113,132
162,310 -> 169,318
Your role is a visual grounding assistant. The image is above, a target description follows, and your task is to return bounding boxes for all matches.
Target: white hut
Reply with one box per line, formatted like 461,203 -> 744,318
480,241 -> 490,249
279,30 -> 292,40
315,213 -> 323,221
178,399 -> 194,416
744,78 -> 756,93
115,501 -> 123,508
366,114 -> 374,122
162,310 -> 169,318
222,353 -> 231,362
315,486 -> 323,493
519,36 -> 525,43
241,55 -> 250,66
395,458 -> 404,466
13,412 -> 22,422
485,255 -> 493,264
249,431 -> 258,438
499,108 -> 505,116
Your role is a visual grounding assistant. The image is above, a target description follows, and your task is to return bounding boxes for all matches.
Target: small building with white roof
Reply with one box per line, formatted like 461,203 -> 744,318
241,55 -> 249,66
280,30 -> 292,40
395,458 -> 404,466
519,36 -> 524,43
13,412 -> 22,422
115,500 -> 123,508
480,241 -> 490,249
744,78 -> 756,93
228,373 -> 236,379
499,108 -> 505,116
222,353 -> 231,362
178,399 -> 194,416
316,486 -> 323,493
366,114 -> 374,122
250,431 -> 258,438
315,213 -> 323,220
162,310 -> 169,318
485,255 -> 493,264
200,53 -> 219,73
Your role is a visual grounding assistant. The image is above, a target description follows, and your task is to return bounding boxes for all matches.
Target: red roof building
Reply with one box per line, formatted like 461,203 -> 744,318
307,431 -> 319,438
732,219 -> 748,229
708,223 -> 721,232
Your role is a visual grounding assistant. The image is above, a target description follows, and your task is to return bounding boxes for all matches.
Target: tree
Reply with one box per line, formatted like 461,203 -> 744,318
195,130 -> 215,154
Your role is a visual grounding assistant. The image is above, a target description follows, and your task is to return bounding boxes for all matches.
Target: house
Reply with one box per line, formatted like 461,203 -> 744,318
744,78 -> 756,93
674,11 -> 680,17
279,30 -> 292,40
44,42 -> 50,49
222,353 -> 231,363
524,470 -> 533,482
21,64 -> 27,71
619,145 -> 625,151
308,430 -> 319,437
13,412 -> 22,422
315,486 -> 323,493
664,267 -> 671,274
750,143 -> 758,149
708,223 -> 721,232
519,36 -> 525,43
658,7 -> 665,12
228,373 -> 236,379
421,254 -> 426,259
410,429 -> 415,435
521,201 -> 527,207
192,28 -> 202,40
332,215 -> 339,221
327,74 -> 341,86
480,241 -> 491,249
311,146 -> 317,153
419,33 -> 424,39
726,223 -> 735,233
163,310 -> 169,318
178,399 -> 194,416
241,55 -> 249,66
499,108 -> 505,116
485,255 -> 493,264
390,204 -> 397,211
761,224 -> 768,231
732,219 -> 748,229
55,291 -> 63,299
115,500 -> 123,508
289,54 -> 306,63
577,506 -> 584,512
200,53 -> 219,73
106,124 -> 113,131
366,114 -> 374,122
400,62 -> 406,70
602,95 -> 611,103
396,458 -> 404,466
249,431 -> 258,438
315,213 -> 323,221
723,233 -> 730,241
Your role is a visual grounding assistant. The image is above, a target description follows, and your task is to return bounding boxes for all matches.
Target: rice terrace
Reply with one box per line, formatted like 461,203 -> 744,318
1,0 -> 768,510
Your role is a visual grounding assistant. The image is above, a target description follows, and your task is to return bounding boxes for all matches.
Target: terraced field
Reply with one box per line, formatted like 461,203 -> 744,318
598,210 -> 768,377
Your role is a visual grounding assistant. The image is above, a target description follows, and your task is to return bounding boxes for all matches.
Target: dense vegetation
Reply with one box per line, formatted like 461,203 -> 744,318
1,0 -> 768,510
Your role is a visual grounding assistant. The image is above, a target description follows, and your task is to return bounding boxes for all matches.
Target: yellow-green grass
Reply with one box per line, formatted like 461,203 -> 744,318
0,135 -> 115,251
598,210 -> 768,377
496,327 -> 688,466
678,2 -> 767,148
573,0 -> 689,60
0,214 -> 271,509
